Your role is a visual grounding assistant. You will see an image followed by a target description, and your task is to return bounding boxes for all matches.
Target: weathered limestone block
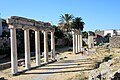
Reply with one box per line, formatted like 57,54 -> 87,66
99,62 -> 111,80
6,16 -> 54,31
110,36 -> 120,48
89,69 -> 101,80
89,57 -> 120,80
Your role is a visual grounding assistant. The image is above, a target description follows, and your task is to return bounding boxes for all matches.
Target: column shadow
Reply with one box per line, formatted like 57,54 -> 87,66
22,69 -> 93,75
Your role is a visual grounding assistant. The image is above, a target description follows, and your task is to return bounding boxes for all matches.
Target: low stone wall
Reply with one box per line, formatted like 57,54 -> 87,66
0,57 -> 35,70
89,57 -> 120,80
110,36 -> 120,48
0,62 -> 11,70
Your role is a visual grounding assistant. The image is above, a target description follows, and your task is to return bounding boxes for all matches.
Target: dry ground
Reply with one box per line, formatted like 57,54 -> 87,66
0,47 -> 120,80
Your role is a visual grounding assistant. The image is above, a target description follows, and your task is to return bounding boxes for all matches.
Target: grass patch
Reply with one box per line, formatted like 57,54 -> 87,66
67,72 -> 88,80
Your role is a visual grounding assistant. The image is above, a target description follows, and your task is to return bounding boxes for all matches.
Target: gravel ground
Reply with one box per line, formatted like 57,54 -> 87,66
0,47 -> 94,80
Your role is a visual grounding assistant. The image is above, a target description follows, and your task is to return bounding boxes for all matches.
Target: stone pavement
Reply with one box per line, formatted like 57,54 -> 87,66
17,52 -> 93,80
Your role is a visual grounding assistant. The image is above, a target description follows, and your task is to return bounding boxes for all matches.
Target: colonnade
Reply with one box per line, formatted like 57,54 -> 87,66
72,29 -> 82,54
7,16 -> 55,75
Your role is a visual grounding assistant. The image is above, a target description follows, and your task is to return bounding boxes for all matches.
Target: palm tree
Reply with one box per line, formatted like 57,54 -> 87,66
58,14 -> 73,32
72,17 -> 85,31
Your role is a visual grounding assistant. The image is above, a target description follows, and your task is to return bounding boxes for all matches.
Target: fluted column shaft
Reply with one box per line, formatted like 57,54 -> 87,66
10,28 -> 18,74
44,31 -> 48,63
35,31 -> 40,66
24,29 -> 31,69
72,31 -> 76,54
76,34 -> 78,53
51,31 -> 55,60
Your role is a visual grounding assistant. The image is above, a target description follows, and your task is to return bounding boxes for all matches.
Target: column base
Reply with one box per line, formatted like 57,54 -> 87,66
11,72 -> 19,76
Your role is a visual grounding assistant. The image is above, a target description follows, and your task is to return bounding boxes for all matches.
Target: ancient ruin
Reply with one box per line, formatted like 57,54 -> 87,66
72,29 -> 82,54
7,16 -> 55,75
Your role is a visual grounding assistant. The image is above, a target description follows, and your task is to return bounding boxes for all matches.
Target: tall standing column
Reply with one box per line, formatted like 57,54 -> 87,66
80,34 -> 82,50
92,36 -> 94,48
35,30 -> 40,66
88,36 -> 91,48
73,31 -> 76,54
88,36 -> 94,48
76,34 -> 78,53
10,28 -> 18,74
78,35 -> 80,52
51,31 -> 55,60
44,31 -> 48,63
24,29 -> 31,69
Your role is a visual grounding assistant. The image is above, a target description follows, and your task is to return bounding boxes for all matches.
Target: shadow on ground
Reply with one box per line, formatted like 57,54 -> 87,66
22,69 -> 93,75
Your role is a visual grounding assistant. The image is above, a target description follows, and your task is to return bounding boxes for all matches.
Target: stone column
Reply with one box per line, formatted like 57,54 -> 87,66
44,31 -> 48,63
76,34 -> 78,53
51,31 -> 55,60
24,29 -> 31,69
92,36 -> 94,48
10,28 -> 18,74
80,34 -> 82,49
78,35 -> 80,52
35,30 -> 40,66
88,36 -> 90,48
72,31 -> 76,54
91,36 -> 94,48
88,36 -> 94,48
88,35 -> 94,48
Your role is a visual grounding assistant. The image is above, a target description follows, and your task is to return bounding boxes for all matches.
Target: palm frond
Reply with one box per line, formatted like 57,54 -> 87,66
59,14 -> 74,32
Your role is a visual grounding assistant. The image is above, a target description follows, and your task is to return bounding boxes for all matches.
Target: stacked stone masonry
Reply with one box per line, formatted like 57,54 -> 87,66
110,36 -> 120,48
89,57 -> 120,80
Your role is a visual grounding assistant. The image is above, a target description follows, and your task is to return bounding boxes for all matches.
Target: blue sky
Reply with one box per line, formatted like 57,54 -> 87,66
0,0 -> 120,31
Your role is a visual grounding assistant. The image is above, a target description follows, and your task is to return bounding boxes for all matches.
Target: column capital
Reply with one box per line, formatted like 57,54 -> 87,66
43,30 -> 49,33
22,28 -> 29,30
8,25 -> 17,29
51,30 -> 55,32
34,29 -> 40,31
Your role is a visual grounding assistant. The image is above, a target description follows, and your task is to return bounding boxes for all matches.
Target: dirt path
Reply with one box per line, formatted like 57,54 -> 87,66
0,48 -> 95,80
28,54 -> 88,80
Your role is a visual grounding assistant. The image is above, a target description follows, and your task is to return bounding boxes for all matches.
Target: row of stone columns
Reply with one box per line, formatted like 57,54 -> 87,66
10,28 -> 55,74
72,30 -> 82,54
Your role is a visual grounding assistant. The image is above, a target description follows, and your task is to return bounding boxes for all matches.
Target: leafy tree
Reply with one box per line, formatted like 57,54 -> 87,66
71,17 -> 85,31
52,25 -> 64,39
58,14 -> 73,32
82,31 -> 88,38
